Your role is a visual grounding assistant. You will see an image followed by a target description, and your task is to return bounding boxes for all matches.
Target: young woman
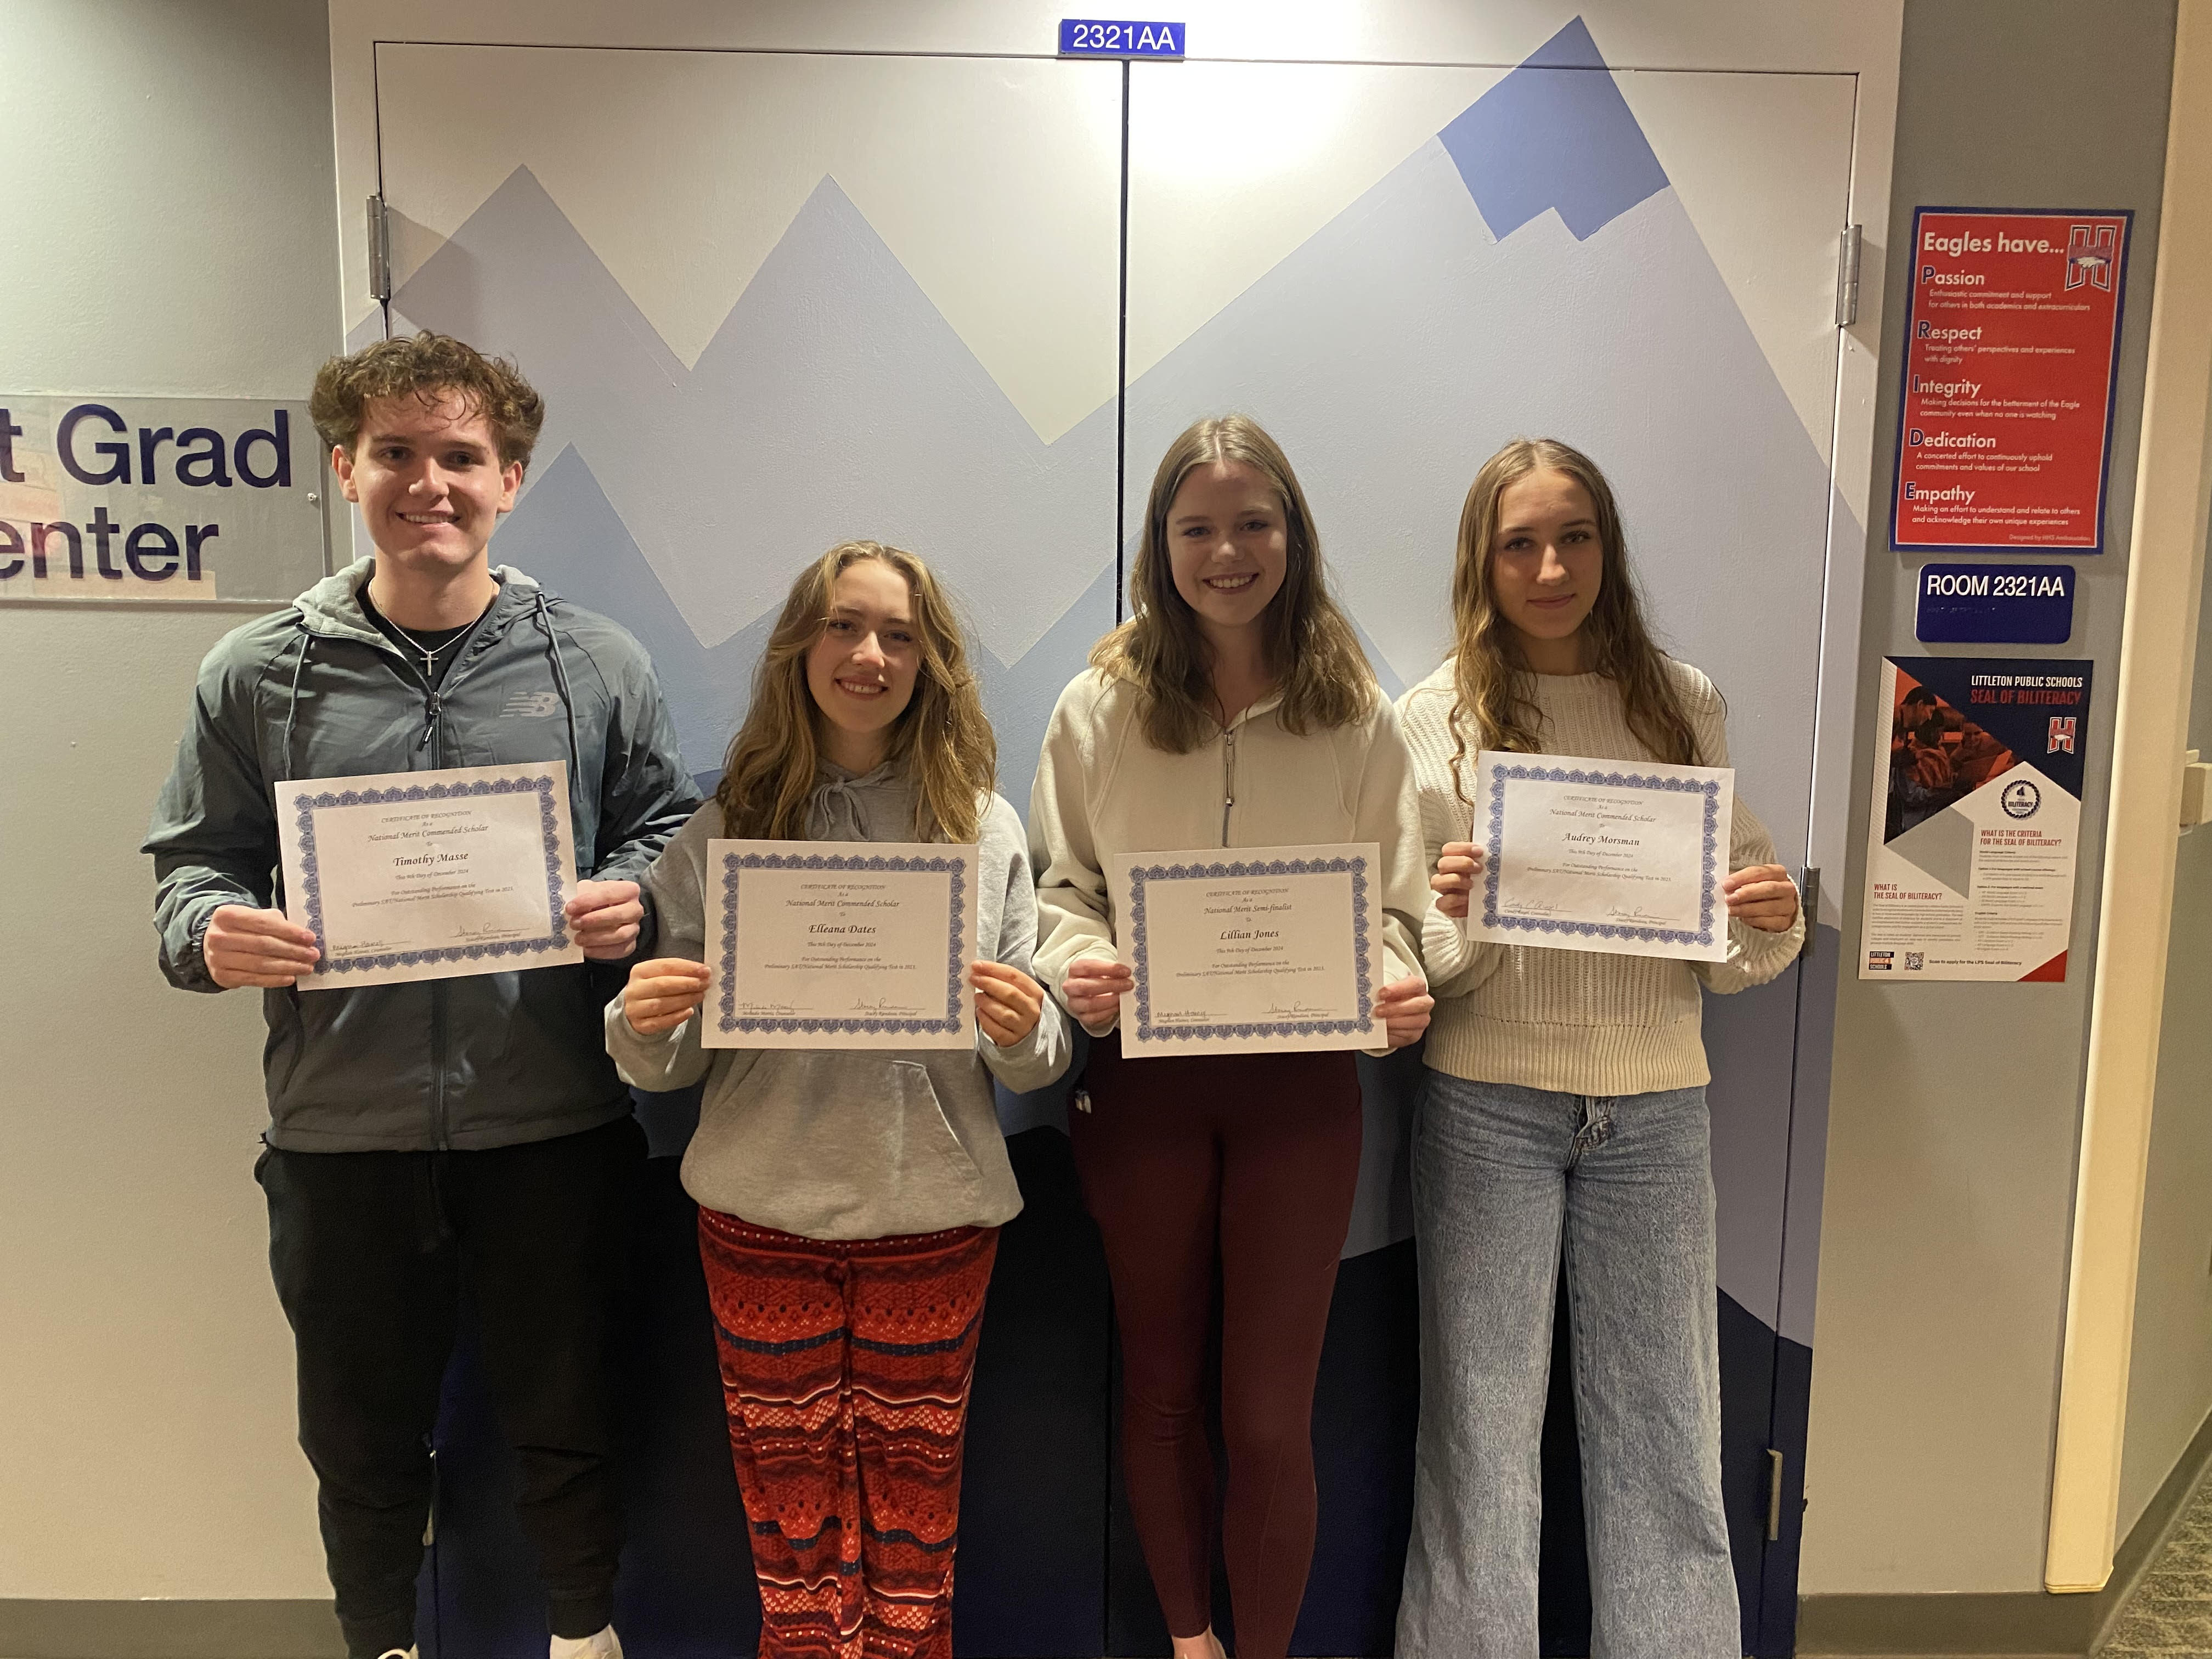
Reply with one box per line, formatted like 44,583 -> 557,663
607,541 -> 1068,1659
1396,439 -> 1803,1658
1030,415 -> 1435,1659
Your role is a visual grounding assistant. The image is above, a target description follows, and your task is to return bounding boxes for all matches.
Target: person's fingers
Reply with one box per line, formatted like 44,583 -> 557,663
1065,964 -> 1133,984
208,926 -> 319,971
1437,893 -> 1469,919
1063,977 -> 1131,1006
1726,885 -> 1798,911
627,974 -> 709,1002
565,879 -> 641,919
629,958 -> 709,985
978,978 -> 1042,1025
573,899 -> 645,927
1721,864 -> 1790,894
212,939 -> 321,970
213,905 -> 321,947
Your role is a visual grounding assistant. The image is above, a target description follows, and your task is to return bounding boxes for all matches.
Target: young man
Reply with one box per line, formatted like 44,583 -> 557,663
144,333 -> 700,1659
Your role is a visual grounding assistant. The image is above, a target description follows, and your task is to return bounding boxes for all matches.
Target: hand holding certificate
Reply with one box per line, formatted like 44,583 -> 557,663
275,761 -> 584,989
703,839 -> 979,1049
1108,842 -> 1386,1056
1464,752 -> 1734,961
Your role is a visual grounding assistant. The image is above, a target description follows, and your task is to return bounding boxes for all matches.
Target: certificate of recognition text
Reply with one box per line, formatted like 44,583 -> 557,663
1108,841 -> 1386,1057
275,760 -> 584,989
1467,752 -> 1735,963
703,839 -> 979,1050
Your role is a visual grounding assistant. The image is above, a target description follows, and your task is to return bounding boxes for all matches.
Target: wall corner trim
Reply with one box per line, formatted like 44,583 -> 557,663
2046,0 -> 2212,1598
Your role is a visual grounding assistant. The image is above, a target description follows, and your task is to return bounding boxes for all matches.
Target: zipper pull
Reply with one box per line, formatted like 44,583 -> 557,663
417,692 -> 442,750
1221,727 -> 1237,845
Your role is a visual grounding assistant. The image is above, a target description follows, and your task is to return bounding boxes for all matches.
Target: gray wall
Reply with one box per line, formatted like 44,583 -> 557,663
0,0 -> 343,1597
1801,0 -> 2178,1596
2119,488 -> 2212,1536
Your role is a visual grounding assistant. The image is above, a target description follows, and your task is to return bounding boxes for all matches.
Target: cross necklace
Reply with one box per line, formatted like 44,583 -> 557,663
382,617 -> 465,680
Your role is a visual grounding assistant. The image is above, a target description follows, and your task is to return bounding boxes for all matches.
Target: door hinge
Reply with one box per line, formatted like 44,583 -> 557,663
366,194 -> 393,304
1799,866 -> 1820,959
1835,224 -> 1863,326
1765,1447 -> 1787,1542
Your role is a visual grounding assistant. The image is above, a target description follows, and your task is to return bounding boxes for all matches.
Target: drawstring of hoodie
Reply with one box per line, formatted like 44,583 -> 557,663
280,629 -> 313,783
530,592 -> 583,782
808,774 -> 870,840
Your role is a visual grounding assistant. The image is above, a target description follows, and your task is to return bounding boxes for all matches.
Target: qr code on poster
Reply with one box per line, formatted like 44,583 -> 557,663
1905,952 -> 1925,970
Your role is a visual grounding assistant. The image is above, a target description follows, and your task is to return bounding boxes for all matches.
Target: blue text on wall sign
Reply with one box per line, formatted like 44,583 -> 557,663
1914,562 -> 2075,645
0,395 -> 326,600
1058,19 -> 1185,57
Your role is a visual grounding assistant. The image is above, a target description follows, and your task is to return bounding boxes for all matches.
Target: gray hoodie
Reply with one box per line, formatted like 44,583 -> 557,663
606,766 -> 1069,1239
144,557 -> 700,1152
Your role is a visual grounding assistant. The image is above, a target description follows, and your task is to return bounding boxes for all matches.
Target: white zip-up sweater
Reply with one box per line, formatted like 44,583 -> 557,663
1029,668 -> 1434,1040
1400,658 -> 1804,1096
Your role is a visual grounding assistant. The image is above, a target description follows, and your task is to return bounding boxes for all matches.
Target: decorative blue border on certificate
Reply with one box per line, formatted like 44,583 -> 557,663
1480,764 -> 1720,947
716,850 -> 968,1037
294,772 -> 569,975
1126,856 -> 1374,1045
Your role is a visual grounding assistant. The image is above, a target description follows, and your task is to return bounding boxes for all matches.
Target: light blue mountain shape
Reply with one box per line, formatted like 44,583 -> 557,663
491,441 -> 1115,814
394,167 -> 1119,670
1124,141 -> 1837,861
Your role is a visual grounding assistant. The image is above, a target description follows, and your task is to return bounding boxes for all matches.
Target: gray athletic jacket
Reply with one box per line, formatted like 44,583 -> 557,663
144,557 -> 701,1152
606,767 -> 1069,1239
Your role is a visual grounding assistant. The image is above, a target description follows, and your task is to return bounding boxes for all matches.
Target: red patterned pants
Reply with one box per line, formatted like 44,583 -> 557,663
697,1209 -> 999,1659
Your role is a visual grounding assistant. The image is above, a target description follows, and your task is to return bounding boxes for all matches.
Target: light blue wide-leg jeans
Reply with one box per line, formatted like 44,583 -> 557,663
1396,1073 -> 1737,1659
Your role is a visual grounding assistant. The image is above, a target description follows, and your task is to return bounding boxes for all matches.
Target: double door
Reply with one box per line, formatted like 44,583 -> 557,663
371,29 -> 1854,1655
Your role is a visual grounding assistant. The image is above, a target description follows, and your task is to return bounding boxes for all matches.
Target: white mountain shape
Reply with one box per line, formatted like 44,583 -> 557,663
393,166 -> 1118,669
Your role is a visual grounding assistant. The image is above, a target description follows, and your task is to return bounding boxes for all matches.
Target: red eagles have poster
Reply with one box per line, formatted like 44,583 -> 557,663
1893,208 -> 2131,554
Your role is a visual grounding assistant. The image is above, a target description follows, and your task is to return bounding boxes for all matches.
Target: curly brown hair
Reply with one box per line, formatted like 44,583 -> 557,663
308,332 -> 546,470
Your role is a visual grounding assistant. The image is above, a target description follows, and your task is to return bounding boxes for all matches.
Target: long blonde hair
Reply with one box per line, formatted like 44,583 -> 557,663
715,541 -> 995,843
1092,414 -> 1376,754
1447,438 -> 1699,802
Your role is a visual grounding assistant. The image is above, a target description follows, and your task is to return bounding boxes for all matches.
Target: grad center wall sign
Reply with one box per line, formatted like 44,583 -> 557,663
0,396 -> 330,602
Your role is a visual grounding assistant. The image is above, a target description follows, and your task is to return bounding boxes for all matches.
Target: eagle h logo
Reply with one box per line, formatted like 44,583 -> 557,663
2066,224 -> 2117,291
2047,715 -> 2078,754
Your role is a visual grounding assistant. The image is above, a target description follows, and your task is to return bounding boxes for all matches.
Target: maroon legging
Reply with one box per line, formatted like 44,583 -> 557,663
1071,1033 -> 1363,1658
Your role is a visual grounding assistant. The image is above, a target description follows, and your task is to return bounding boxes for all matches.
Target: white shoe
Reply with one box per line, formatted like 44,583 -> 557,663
374,1650 -> 417,1659
549,1628 -> 622,1659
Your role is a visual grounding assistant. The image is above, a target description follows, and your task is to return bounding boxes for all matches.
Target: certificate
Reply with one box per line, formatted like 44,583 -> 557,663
1467,751 -> 1734,962
703,839 -> 979,1049
275,761 -> 583,989
1108,842 -> 1386,1057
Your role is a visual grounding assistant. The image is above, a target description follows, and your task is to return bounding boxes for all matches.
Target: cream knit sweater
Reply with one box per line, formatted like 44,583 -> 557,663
1399,658 -> 1804,1096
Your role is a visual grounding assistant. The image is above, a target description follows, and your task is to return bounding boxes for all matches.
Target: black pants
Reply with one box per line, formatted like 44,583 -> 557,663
259,1115 -> 645,1658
